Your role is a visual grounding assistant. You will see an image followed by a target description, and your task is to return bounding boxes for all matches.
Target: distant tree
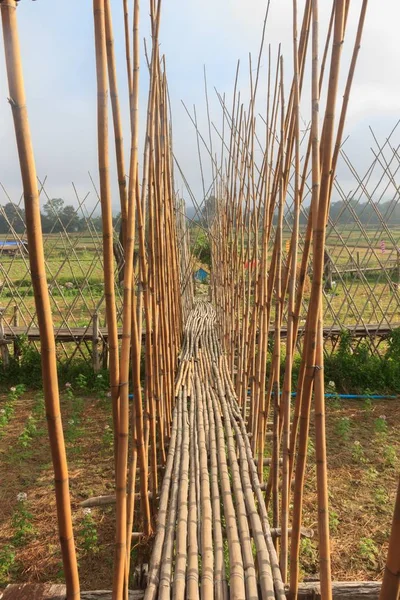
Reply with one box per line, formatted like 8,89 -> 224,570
60,205 -> 82,232
3,202 -> 25,234
42,198 -> 65,232
192,230 -> 212,268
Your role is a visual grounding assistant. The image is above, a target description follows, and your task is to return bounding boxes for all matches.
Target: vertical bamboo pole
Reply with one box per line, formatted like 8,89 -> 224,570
379,475 -> 400,600
280,0 -> 301,581
93,2 -> 126,597
105,0 -> 128,257
0,2 -> 80,598
290,1 -> 345,596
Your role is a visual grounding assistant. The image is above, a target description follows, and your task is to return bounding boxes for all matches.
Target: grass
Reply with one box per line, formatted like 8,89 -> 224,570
298,397 -> 400,581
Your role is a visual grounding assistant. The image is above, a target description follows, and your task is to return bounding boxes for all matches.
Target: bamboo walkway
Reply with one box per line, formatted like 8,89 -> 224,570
144,301 -> 286,600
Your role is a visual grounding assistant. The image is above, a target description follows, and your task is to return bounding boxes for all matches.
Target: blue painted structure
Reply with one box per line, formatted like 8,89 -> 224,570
194,267 -> 209,282
0,240 -> 28,255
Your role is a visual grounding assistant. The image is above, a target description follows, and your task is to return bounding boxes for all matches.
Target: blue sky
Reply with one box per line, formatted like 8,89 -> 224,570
1,0 -> 400,212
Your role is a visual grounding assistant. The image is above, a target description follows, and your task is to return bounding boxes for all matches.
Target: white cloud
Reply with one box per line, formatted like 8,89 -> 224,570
0,0 -> 399,208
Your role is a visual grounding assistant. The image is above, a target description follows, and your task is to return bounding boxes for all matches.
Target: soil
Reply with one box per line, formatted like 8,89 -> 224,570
0,389 -> 398,590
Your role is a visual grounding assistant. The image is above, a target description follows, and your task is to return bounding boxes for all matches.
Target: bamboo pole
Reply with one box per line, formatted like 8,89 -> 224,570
290,2 -> 346,597
379,475 -> 400,600
0,2 -> 80,598
280,0 -> 301,581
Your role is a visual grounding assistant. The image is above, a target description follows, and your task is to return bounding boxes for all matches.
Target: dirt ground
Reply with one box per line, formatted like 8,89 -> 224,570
0,389 -> 398,590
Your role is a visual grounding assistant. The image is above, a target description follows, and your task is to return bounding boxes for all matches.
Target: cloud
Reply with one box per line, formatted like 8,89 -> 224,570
0,0 -> 399,210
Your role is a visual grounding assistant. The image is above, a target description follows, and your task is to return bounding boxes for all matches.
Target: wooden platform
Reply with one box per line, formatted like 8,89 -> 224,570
0,584 -> 145,599
0,581 -> 382,599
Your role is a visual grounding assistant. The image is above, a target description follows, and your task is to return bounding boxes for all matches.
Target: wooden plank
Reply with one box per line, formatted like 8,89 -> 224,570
0,584 -> 145,600
0,581 -> 382,600
294,581 -> 381,599
0,584 -> 65,600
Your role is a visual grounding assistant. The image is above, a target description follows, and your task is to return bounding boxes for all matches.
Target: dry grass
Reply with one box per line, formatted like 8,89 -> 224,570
300,397 -> 399,581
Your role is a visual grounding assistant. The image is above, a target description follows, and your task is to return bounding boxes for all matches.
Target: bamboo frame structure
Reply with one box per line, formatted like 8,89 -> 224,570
5,1 -> 400,599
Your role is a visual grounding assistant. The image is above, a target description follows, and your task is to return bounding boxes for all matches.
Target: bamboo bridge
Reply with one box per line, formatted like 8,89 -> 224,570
1,0 -> 399,599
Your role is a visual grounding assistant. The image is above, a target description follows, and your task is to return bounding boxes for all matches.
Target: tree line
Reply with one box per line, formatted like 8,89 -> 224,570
195,196 -> 400,228
0,199 -> 121,234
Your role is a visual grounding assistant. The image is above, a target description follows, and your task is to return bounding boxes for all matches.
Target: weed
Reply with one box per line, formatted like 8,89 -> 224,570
79,509 -> 98,554
351,440 -> 366,464
64,382 -> 74,401
329,510 -> 340,533
75,374 -> 88,391
18,415 -> 38,448
383,445 -> 397,468
0,545 -> 16,585
363,396 -> 373,412
300,538 -> 318,572
324,328 -> 400,394
8,384 -> 26,401
374,487 -> 388,508
223,538 -> 230,580
0,385 -> 26,437
12,496 -> 35,546
102,423 -> 113,450
328,395 -> 341,410
359,537 -> 379,566
374,415 -> 388,435
94,373 -> 108,393
32,391 -> 45,419
365,466 -> 379,482
335,416 -> 351,440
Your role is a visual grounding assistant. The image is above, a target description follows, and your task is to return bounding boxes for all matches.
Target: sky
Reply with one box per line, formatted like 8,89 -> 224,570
0,0 -> 400,214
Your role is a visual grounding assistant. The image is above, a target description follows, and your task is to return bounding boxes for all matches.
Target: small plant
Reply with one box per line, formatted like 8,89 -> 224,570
359,537 -> 379,566
75,374 -> 88,392
300,538 -> 318,572
79,509 -> 99,554
94,373 -> 108,393
18,415 -> 38,448
335,416 -> 351,440
329,510 -> 340,533
32,391 -> 45,419
328,395 -> 341,410
0,544 -> 16,585
374,415 -> 388,435
102,423 -> 113,450
9,384 -> 26,401
351,440 -> 366,464
383,445 -> 397,468
64,418 -> 81,444
12,494 -> 35,546
64,381 -> 74,400
0,402 -> 13,431
365,466 -> 379,483
0,385 -> 26,436
363,396 -> 373,412
374,487 -> 387,508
